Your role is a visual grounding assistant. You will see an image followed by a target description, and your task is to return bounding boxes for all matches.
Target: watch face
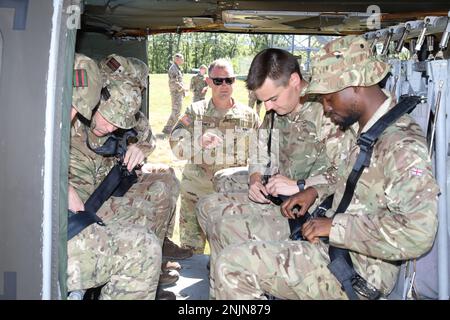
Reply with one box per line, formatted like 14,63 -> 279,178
297,179 -> 305,191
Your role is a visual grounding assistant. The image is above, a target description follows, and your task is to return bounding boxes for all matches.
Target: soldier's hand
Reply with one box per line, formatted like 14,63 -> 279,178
199,132 -> 223,149
265,174 -> 298,197
248,173 -> 271,204
301,217 -> 332,244
68,185 -> 84,212
281,188 -> 318,219
201,87 -> 208,94
124,144 -> 145,172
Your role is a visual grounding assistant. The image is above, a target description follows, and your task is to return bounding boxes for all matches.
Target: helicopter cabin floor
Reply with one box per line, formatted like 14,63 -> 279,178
163,254 -> 210,300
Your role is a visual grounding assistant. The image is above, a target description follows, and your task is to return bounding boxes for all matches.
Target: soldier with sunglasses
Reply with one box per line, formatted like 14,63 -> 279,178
169,58 -> 260,254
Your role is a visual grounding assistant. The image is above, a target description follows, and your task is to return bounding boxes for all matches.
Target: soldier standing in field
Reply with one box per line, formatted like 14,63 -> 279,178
163,53 -> 186,134
190,64 -> 208,103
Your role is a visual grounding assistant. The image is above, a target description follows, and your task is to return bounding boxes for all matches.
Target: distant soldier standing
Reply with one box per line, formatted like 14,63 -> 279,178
163,53 -> 186,134
190,64 -> 208,102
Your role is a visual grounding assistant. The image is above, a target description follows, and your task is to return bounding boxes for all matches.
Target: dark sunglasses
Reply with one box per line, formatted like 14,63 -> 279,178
211,77 -> 235,85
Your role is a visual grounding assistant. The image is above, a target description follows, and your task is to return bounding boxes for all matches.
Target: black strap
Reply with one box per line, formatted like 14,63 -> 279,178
267,111 -> 275,162
67,210 -> 105,240
328,95 -> 421,300
335,95 -> 421,214
84,164 -> 134,212
86,128 -> 138,158
67,163 -> 138,240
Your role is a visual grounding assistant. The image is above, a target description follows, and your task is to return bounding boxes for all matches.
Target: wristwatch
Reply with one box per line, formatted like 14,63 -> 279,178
296,179 -> 306,192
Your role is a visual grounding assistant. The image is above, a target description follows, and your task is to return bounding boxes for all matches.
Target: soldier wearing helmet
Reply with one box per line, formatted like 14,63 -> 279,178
100,55 -> 192,263
67,61 -> 163,299
99,54 -> 149,90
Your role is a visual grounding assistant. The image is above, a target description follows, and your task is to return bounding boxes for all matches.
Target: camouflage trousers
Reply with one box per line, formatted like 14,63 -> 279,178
196,192 -> 289,298
215,239 -> 347,300
140,164 -> 180,238
212,167 -> 249,193
164,91 -> 183,131
68,219 -> 162,300
180,165 -> 249,252
97,165 -> 180,244
179,166 -> 215,253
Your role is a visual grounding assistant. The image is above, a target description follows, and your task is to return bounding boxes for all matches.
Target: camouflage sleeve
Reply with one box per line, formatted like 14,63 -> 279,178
169,104 -> 200,161
248,112 -> 270,176
68,137 -> 97,203
133,111 -> 156,158
329,136 -> 439,261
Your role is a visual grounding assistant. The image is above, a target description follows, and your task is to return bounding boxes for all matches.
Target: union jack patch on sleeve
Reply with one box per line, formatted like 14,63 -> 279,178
73,69 -> 88,87
180,114 -> 192,126
410,168 -> 423,176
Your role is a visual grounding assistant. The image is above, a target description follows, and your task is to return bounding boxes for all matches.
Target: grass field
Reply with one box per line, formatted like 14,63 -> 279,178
146,74 -> 262,252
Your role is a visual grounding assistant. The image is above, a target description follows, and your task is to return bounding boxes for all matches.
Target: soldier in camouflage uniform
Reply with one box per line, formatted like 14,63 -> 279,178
169,58 -> 260,254
68,66 -> 162,299
190,64 -> 208,102
214,35 -> 439,300
98,55 -> 189,261
196,48 -> 344,298
163,53 -> 186,134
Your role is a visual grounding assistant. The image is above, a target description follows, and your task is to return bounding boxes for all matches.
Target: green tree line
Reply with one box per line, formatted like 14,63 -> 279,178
148,33 -> 329,75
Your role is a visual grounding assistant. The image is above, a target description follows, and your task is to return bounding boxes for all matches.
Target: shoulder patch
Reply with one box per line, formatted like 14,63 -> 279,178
73,69 -> 88,87
181,114 -> 192,127
410,168 -> 424,177
106,57 -> 121,72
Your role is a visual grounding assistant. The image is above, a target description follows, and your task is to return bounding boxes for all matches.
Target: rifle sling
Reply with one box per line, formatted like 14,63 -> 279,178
67,163 -> 138,240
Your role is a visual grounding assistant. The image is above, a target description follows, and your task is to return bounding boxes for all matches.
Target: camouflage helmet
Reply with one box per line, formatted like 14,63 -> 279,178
127,57 -> 149,88
98,54 -> 131,78
97,79 -> 141,129
72,53 -> 102,120
307,35 -> 390,95
99,54 -> 148,89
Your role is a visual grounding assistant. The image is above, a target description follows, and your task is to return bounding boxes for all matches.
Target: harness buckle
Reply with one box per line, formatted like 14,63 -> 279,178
352,274 -> 382,300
